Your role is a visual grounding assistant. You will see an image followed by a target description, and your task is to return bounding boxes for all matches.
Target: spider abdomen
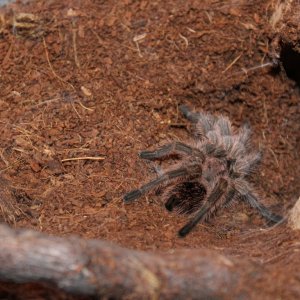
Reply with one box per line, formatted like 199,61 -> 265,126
164,181 -> 207,214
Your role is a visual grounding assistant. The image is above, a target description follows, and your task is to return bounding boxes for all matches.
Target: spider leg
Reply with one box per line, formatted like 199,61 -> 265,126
139,141 -> 205,161
178,178 -> 228,237
124,164 -> 202,203
179,105 -> 202,123
165,194 -> 181,212
180,105 -> 218,139
223,188 -> 236,207
244,192 -> 283,223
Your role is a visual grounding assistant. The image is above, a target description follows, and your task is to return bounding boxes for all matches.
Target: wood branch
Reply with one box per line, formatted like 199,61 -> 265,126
0,224 -> 271,299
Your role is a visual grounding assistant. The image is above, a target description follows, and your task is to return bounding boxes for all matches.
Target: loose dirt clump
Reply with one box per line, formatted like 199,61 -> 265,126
0,0 -> 299,299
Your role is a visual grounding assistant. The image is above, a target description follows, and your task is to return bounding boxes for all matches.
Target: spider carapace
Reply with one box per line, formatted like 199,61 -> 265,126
124,105 -> 282,237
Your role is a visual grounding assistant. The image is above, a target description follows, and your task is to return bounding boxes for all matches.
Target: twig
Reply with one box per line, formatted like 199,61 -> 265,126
42,37 -> 75,91
70,101 -> 81,119
2,43 -> 13,66
77,100 -> 94,111
232,62 -> 274,76
61,156 -> 105,162
179,33 -> 188,48
222,53 -> 242,73
268,147 -> 280,168
72,19 -> 80,68
31,97 -> 60,108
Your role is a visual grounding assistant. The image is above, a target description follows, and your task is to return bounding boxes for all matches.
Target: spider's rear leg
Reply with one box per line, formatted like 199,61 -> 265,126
244,192 -> 283,223
139,141 -> 205,162
178,178 -> 228,237
124,164 -> 202,203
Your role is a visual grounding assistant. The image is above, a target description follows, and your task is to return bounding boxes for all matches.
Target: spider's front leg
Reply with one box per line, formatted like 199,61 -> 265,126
139,141 -> 205,162
178,178 -> 229,237
179,105 -> 202,123
124,164 -> 202,203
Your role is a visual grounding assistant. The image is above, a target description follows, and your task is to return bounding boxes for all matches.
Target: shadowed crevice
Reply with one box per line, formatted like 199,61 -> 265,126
280,43 -> 300,87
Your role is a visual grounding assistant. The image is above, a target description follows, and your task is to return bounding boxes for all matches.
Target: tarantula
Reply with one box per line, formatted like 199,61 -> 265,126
124,105 -> 282,237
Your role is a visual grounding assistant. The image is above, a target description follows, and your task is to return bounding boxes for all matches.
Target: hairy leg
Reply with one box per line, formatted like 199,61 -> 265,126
223,188 -> 236,207
139,141 -> 205,162
180,105 -> 217,138
124,164 -> 202,203
244,192 -> 283,223
165,194 -> 181,212
178,178 -> 228,237
179,105 -> 202,123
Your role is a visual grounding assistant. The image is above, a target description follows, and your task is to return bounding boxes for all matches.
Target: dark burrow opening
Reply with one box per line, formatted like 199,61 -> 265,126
280,43 -> 300,87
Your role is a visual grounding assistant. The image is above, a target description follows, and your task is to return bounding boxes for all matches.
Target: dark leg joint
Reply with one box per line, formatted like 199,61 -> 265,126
139,142 -> 197,160
139,144 -> 173,160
